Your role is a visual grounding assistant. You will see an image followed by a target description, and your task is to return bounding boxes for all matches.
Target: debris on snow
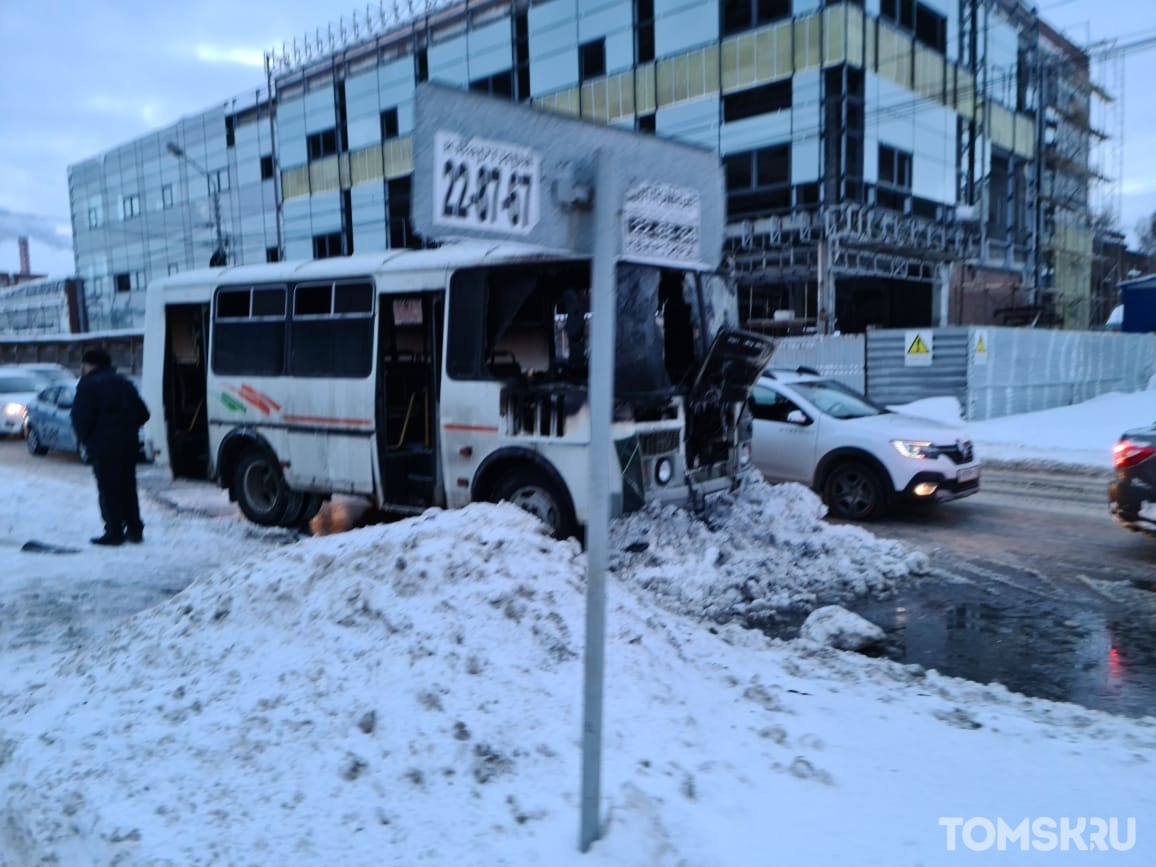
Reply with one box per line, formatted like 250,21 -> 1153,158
798,605 -> 886,652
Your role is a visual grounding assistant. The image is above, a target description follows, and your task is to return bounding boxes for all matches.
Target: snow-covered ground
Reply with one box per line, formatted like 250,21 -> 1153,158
1,389 -> 1154,865
896,387 -> 1156,471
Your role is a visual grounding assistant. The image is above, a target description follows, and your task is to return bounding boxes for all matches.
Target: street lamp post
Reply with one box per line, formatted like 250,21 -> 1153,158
166,142 -> 227,267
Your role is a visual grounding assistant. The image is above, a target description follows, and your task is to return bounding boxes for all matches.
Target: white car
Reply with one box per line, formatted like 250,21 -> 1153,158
749,368 -> 981,520
0,368 -> 42,438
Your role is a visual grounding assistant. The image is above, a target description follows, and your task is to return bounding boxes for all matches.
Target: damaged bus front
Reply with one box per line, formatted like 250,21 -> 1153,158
441,256 -> 773,534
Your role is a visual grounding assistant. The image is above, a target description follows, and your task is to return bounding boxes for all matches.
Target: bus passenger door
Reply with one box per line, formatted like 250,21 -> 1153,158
163,303 -> 210,479
376,292 -> 444,509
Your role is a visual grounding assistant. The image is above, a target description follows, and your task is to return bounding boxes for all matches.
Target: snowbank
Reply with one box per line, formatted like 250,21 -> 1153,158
2,493 -> 1154,865
609,479 -> 928,622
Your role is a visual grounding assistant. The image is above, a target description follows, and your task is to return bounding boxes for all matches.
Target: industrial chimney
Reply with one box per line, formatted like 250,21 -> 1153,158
18,236 -> 30,276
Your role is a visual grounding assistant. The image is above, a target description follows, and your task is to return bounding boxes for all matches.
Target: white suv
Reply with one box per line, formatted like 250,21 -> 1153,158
749,368 -> 981,520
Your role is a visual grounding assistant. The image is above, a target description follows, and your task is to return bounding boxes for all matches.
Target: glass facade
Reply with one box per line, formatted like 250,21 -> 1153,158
67,0 -> 1074,332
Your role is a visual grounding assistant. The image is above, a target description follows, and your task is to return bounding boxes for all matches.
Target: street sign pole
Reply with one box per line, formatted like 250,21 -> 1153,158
410,83 -> 728,855
580,149 -> 618,853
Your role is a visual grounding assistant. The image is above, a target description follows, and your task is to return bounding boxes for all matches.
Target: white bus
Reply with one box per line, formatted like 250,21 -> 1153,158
141,242 -> 771,537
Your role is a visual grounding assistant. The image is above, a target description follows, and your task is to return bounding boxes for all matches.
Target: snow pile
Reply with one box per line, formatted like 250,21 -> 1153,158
798,605 -> 885,652
609,477 -> 928,623
2,497 -> 1155,865
0,505 -> 589,865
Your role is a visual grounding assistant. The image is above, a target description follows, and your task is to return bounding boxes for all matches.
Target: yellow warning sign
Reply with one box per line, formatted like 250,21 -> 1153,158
974,329 -> 989,365
904,330 -> 933,366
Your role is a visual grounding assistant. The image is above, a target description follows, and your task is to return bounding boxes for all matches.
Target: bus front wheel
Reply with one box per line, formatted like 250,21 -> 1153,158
233,449 -> 292,526
490,468 -> 577,540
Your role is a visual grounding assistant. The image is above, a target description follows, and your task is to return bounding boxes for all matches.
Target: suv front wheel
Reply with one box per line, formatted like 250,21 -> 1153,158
823,461 -> 887,521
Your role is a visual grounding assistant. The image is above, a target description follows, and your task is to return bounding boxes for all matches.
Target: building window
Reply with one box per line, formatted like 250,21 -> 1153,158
162,184 -> 174,209
722,0 -> 791,37
635,0 -> 655,64
514,12 -> 531,100
121,194 -> 141,220
877,143 -> 913,212
260,155 -> 275,180
881,0 -> 945,54
579,38 -> 605,83
87,207 -> 102,229
723,80 -> 792,123
470,70 -> 514,99
381,107 -> 399,140
307,129 -> 338,162
312,231 -> 343,259
266,247 -> 281,263
914,4 -> 946,54
388,176 -> 414,249
878,144 -> 913,189
724,144 -> 792,218
113,271 -> 142,292
168,263 -> 181,275
415,47 -> 429,83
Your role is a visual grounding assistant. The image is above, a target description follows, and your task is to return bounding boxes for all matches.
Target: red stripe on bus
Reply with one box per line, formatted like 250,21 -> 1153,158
283,415 -> 373,427
443,423 -> 500,433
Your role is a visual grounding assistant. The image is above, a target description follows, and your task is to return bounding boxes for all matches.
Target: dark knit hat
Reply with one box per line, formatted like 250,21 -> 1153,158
82,348 -> 112,368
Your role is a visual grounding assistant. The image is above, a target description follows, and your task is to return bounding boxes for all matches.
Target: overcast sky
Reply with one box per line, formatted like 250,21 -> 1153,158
0,0 -> 1153,278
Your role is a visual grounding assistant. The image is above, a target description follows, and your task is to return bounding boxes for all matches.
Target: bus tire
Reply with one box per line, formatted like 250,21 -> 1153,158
280,491 -> 325,529
299,493 -> 326,524
233,449 -> 292,526
490,468 -> 577,540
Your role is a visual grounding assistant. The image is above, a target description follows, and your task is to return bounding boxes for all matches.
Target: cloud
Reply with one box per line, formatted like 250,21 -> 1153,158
193,43 -> 267,68
0,208 -> 73,250
81,92 -> 181,128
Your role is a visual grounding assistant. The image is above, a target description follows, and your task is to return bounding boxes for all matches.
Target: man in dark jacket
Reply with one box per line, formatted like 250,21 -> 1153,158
71,348 -> 151,546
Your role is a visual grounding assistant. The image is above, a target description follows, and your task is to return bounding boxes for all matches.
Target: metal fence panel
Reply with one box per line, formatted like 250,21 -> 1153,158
866,327 -> 971,409
767,334 -> 867,392
966,327 -> 1156,420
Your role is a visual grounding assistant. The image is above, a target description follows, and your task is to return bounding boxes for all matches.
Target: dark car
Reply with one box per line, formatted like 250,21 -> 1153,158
25,380 -> 154,464
1108,423 -> 1156,536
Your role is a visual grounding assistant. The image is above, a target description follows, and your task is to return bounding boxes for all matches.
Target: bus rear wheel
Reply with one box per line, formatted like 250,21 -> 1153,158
490,468 -> 577,540
280,492 -> 325,529
233,449 -> 292,526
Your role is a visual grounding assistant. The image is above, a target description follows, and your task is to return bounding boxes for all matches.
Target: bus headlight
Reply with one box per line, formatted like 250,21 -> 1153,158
655,456 -> 674,486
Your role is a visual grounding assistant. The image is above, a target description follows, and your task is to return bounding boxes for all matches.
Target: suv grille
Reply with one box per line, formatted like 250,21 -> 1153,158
941,440 -> 974,464
639,430 -> 681,456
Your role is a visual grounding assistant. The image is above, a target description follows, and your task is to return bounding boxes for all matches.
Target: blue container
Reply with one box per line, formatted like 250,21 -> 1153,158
1122,285 -> 1156,333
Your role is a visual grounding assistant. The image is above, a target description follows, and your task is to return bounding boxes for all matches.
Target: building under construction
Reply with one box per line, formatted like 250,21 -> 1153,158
66,0 -> 1113,334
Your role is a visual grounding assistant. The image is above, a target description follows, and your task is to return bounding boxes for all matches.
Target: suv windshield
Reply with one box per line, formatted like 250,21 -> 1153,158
791,379 -> 887,419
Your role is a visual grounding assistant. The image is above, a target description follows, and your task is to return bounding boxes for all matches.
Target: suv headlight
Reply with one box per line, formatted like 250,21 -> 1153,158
892,439 -> 940,460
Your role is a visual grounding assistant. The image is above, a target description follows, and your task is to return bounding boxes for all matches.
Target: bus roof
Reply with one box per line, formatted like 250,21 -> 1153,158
148,240 -> 585,293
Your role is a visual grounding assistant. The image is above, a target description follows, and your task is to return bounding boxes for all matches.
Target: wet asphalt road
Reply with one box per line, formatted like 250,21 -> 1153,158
831,464 -> 1156,719
4,438 -> 1156,717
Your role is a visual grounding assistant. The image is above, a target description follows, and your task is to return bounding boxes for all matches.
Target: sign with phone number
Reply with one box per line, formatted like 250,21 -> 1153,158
433,131 -> 540,235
